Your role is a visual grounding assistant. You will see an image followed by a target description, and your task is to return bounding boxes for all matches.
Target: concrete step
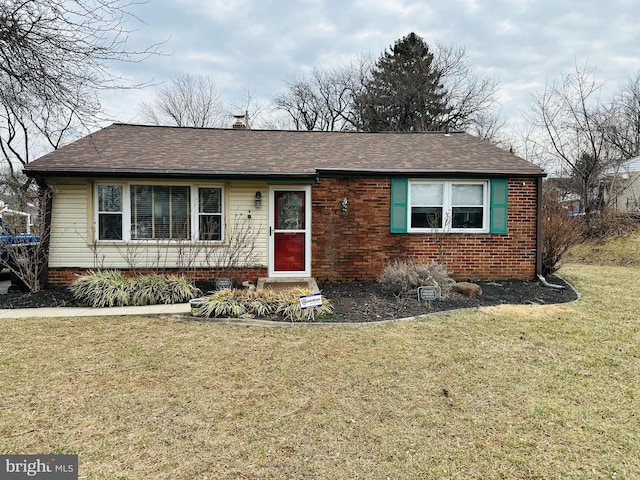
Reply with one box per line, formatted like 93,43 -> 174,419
256,277 -> 319,292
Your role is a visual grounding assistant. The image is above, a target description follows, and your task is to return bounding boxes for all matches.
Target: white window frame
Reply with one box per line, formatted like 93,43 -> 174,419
408,180 -> 489,233
96,184 -> 124,241
95,182 -> 225,242
194,185 -> 224,242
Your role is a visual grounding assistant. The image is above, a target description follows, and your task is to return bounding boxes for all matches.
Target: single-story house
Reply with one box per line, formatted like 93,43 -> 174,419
24,123 -> 546,286
604,155 -> 640,211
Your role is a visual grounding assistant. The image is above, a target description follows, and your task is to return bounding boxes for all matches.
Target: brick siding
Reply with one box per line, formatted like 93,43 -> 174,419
47,267 -> 268,288
311,177 -> 537,281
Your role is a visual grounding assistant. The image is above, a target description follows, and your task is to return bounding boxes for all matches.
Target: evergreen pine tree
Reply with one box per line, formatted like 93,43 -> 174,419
356,32 -> 449,132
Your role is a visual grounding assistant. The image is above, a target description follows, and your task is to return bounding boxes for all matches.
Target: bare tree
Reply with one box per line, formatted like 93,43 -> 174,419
0,0 -> 161,176
140,74 -> 226,128
1,0 -> 158,107
604,71 -> 640,160
0,86 -> 83,182
466,110 -> 519,153
529,64 -> 614,213
0,186 -> 53,292
274,56 -> 371,131
0,168 -> 36,215
432,42 -> 500,131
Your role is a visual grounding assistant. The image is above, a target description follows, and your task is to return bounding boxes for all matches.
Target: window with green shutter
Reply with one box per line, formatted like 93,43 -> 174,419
490,178 -> 508,234
390,177 -> 408,233
390,177 -> 509,234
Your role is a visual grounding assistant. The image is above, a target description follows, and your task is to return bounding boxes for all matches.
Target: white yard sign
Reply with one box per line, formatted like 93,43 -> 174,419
299,293 -> 323,309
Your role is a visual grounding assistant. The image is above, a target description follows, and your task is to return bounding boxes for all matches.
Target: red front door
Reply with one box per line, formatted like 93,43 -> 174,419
269,187 -> 311,276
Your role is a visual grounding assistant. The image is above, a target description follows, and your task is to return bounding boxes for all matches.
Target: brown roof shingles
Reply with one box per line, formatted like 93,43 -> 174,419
24,123 -> 545,179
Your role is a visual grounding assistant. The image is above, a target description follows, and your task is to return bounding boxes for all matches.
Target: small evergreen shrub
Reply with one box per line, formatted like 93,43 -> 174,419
378,260 -> 454,297
70,271 -> 201,308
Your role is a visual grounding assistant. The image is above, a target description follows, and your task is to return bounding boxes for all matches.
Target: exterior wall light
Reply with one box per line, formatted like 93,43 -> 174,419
255,191 -> 262,208
341,197 -> 348,212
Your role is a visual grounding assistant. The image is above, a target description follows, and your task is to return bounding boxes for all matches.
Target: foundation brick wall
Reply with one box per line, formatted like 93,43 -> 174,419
311,177 -> 538,282
46,267 -> 268,288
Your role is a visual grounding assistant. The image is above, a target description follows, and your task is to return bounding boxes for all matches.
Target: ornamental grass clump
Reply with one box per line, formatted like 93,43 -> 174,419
194,288 -> 249,318
192,287 -> 333,322
245,289 -> 280,317
378,259 -> 454,297
70,271 -> 201,308
70,270 -> 133,308
276,288 -> 333,322
131,274 -> 201,306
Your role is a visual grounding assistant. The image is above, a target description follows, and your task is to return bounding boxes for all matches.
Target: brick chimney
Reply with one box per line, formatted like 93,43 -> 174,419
232,111 -> 250,129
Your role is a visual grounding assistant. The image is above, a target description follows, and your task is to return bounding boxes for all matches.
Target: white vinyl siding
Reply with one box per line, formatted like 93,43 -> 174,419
46,179 -> 268,269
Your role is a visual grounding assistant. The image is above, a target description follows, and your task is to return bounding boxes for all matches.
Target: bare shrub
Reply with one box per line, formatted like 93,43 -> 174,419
583,209 -> 640,241
541,193 -> 585,276
378,260 -> 454,297
202,211 -> 261,281
0,187 -> 52,292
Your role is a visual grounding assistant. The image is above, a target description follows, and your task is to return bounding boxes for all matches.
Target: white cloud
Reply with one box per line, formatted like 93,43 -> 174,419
95,0 -> 640,136
495,19 -> 518,36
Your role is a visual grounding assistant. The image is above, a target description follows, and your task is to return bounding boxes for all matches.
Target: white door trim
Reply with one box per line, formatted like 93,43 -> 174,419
268,185 -> 312,277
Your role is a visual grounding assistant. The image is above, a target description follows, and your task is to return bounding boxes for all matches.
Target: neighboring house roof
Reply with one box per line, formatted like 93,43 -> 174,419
24,123 -> 545,179
605,155 -> 640,176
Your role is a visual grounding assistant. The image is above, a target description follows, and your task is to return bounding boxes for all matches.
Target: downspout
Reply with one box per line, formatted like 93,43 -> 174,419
535,176 -> 543,278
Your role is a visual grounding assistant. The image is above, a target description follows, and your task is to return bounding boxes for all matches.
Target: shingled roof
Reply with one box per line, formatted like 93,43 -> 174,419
24,123 -> 545,179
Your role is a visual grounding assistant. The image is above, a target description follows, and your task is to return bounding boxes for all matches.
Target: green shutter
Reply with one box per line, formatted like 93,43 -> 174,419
490,178 -> 508,233
390,177 -> 408,233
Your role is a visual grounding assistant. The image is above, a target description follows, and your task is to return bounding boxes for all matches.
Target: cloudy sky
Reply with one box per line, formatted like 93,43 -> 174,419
102,0 -> 640,134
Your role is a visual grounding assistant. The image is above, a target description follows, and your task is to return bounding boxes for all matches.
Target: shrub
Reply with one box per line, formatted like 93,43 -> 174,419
378,260 -> 454,297
583,209 -> 640,241
70,271 -> 201,308
541,195 -> 586,276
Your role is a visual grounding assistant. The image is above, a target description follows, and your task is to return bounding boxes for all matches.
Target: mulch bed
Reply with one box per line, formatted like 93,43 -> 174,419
0,276 -> 578,322
319,276 -> 577,322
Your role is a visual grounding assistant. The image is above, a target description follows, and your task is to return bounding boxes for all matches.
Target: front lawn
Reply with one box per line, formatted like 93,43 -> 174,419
1,251 -> 639,478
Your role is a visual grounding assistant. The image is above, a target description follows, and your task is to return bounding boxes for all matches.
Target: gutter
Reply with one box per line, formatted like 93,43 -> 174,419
317,168 -> 546,178
23,169 -> 318,182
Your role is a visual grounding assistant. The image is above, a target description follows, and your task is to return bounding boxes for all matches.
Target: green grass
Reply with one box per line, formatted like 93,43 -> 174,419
1,238 -> 640,478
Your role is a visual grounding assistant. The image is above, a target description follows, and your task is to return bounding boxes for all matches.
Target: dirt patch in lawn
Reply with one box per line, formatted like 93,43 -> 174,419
0,276 -> 577,322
